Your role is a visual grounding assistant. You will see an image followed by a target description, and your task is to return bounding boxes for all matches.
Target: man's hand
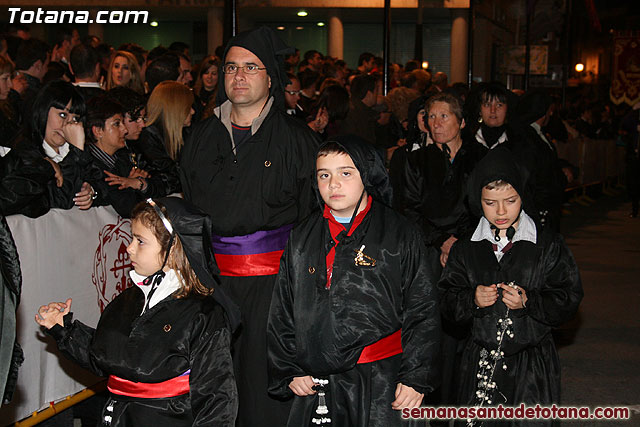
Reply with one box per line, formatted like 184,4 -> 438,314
391,383 -> 423,410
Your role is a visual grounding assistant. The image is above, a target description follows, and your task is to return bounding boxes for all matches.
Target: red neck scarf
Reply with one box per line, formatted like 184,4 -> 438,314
322,196 -> 373,289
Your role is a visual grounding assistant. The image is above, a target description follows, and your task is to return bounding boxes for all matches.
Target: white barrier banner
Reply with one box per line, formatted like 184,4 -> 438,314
0,206 -> 132,423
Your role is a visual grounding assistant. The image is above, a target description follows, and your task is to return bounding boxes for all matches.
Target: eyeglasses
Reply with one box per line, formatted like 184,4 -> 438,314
284,90 -> 301,96
222,64 -> 267,74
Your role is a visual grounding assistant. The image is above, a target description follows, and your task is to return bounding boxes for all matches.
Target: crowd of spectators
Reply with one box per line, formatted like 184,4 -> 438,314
0,24 -> 633,223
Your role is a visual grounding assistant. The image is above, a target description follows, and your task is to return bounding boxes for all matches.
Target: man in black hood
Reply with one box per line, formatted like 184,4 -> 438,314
179,26 -> 319,426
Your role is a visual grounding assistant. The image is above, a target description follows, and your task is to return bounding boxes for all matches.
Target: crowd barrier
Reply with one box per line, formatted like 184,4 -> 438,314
556,137 -> 625,191
0,206 -> 131,425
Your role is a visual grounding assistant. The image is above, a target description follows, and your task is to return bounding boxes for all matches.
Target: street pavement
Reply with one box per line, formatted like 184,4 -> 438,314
557,193 -> 640,426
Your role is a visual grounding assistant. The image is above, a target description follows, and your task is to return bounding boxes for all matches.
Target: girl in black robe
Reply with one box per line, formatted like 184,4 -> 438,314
438,148 -> 583,426
267,135 -> 441,427
35,197 -> 240,426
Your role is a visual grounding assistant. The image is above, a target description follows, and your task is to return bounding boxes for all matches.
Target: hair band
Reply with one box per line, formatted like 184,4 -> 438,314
146,198 -> 174,235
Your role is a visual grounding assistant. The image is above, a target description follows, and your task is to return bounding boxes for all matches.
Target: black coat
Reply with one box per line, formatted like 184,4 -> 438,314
519,125 -> 567,229
403,138 -> 485,249
179,103 -> 319,236
0,140 -> 93,218
47,286 -> 237,426
127,124 -> 182,195
438,226 -> 583,417
267,200 -> 441,398
88,145 -> 166,218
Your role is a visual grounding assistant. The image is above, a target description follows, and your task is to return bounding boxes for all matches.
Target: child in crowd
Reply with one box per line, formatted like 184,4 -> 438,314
438,148 -> 583,426
267,135 -> 440,426
35,197 -> 240,426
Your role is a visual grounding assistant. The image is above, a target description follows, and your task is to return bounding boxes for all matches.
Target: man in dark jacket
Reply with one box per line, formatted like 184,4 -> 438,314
179,26 -> 319,427
515,89 -> 567,231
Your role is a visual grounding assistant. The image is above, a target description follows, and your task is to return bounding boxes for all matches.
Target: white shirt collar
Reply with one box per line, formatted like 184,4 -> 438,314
73,81 -> 103,88
42,140 -> 70,163
471,211 -> 537,245
475,127 -> 508,149
0,146 -> 10,157
129,268 -> 182,313
530,122 -> 553,150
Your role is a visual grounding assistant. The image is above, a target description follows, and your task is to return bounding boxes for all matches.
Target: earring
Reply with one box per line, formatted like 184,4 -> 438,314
478,116 -> 483,123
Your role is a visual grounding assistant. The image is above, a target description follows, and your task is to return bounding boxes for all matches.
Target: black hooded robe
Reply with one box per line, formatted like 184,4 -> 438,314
46,288 -> 237,426
438,148 -> 583,426
43,197 -> 240,426
179,27 -> 319,427
267,136 -> 440,427
268,201 -> 441,427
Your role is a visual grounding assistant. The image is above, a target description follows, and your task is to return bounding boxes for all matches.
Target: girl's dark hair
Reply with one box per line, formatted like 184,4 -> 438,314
84,95 -> 124,143
314,84 -> 350,122
130,201 -> 212,298
31,80 -> 85,142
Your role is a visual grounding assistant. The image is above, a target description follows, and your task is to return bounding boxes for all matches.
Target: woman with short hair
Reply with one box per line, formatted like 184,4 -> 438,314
1,80 -> 96,217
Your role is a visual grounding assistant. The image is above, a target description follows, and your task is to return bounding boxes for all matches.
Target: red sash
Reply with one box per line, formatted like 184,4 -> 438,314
214,251 -> 284,276
357,330 -> 403,364
107,374 -> 190,399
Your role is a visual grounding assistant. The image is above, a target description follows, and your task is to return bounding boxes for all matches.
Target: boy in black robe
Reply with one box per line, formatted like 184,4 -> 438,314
267,135 -> 440,426
438,147 -> 583,426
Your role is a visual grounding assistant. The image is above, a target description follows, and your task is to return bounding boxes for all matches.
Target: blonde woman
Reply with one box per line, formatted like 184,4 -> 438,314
106,50 -> 144,94
146,81 -> 195,161
128,81 -> 194,197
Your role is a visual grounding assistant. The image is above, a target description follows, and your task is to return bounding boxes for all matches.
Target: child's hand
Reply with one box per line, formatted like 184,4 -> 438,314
475,284 -> 498,308
289,375 -> 316,397
391,383 -> 423,410
35,298 -> 72,329
498,283 -> 528,309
